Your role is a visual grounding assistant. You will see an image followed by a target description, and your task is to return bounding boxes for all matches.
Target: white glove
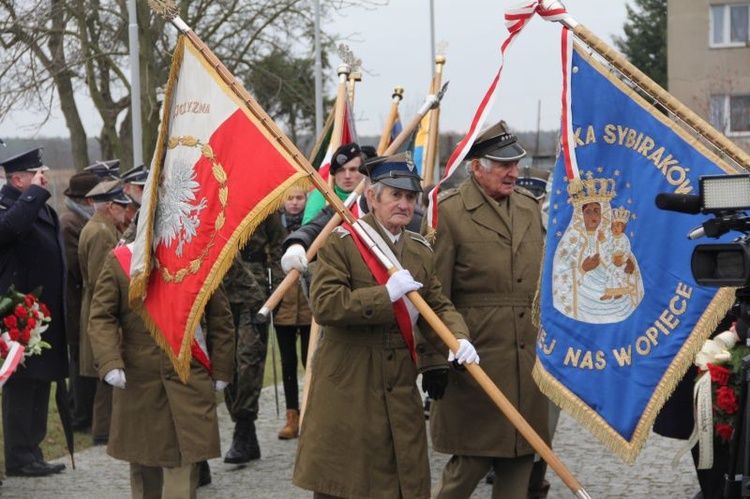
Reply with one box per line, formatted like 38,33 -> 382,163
281,244 -> 308,274
448,339 -> 480,365
385,269 -> 422,302
714,330 -> 739,350
104,368 -> 126,389
214,380 -> 228,392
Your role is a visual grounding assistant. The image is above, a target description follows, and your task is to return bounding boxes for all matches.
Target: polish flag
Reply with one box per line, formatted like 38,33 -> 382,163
129,35 -> 308,381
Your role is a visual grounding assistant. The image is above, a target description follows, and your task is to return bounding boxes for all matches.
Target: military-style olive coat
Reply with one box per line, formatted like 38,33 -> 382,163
293,213 -> 469,499
78,211 -> 120,377
419,176 -> 549,457
88,251 -> 235,467
59,206 -> 89,345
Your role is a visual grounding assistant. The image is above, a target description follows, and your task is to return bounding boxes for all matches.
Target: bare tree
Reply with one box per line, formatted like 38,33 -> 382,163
0,0 -> 381,170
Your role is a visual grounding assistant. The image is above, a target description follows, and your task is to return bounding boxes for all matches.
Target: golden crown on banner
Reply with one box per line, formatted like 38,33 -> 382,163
567,172 -> 617,207
611,206 -> 631,224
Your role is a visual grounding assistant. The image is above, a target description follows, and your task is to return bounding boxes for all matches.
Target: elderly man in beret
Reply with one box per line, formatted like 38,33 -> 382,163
419,121 -> 550,498
0,148 -> 68,477
60,171 -> 101,433
293,153 -> 478,498
301,142 -> 364,224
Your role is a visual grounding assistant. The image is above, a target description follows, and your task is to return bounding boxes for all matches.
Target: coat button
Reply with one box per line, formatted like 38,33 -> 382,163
416,344 -> 425,353
519,341 -> 525,349
387,352 -> 393,361
164,374 -> 171,380
519,311 -> 525,318
386,384 -> 393,392
517,278 -> 523,283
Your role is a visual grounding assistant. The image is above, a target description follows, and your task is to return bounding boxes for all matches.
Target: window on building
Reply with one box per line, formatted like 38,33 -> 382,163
710,3 -> 750,47
710,94 -> 750,134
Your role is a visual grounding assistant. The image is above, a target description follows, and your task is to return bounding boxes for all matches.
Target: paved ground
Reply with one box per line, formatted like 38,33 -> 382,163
1,383 -> 700,498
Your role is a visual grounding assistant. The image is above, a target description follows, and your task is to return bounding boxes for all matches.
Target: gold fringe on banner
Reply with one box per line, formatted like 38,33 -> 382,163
129,35 -> 186,306
533,288 -> 734,464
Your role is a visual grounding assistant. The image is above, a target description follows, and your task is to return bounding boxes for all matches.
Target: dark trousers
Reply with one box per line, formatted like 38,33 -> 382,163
275,325 -> 310,410
68,345 -> 96,428
2,378 -> 51,469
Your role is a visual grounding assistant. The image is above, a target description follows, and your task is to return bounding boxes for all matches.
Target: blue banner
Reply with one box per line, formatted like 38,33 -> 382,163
534,44 -> 737,463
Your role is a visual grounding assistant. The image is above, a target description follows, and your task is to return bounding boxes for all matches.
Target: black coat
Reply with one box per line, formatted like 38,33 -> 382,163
0,184 -> 68,381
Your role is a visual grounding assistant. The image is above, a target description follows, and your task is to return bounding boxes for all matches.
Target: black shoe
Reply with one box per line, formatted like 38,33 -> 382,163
39,461 -> 65,473
7,461 -> 64,477
485,469 -> 495,485
224,419 -> 260,464
197,461 -> 211,487
92,435 -> 108,445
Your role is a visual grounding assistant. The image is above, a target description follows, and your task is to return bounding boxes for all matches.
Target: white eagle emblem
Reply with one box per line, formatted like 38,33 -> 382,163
155,159 -> 207,256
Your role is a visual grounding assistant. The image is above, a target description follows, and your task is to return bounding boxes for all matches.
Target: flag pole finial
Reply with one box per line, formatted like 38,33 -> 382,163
148,0 -> 178,19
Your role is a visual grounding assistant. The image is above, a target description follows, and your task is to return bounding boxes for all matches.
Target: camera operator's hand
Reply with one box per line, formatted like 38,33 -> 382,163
581,254 -> 600,272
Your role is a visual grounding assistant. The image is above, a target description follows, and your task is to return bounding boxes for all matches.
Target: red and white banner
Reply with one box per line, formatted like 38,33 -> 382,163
130,35 -> 308,380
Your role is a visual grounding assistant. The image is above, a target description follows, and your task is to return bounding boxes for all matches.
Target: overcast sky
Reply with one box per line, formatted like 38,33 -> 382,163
0,0 -> 630,140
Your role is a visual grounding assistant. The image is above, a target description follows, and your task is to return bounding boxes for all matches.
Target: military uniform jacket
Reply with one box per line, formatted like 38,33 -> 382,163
419,176 -> 549,457
78,211 -> 120,377
60,206 -> 89,345
0,184 -> 68,381
293,213 -> 469,499
222,212 -> 285,314
89,252 -> 235,467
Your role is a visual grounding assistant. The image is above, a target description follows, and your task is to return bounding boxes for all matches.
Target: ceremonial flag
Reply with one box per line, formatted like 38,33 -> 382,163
129,35 -> 309,381
313,100 -> 356,182
413,112 -> 429,176
390,111 -> 403,145
533,29 -> 737,463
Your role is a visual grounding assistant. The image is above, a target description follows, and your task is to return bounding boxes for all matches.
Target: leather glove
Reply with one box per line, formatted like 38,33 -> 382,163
281,244 -> 308,274
421,368 -> 450,400
104,368 -> 126,389
214,380 -> 228,392
385,269 -> 422,302
448,339 -> 480,365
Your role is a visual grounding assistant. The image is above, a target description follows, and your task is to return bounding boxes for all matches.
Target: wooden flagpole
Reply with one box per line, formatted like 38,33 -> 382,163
423,55 -> 446,186
348,70 -> 362,105
541,0 -> 750,171
376,87 -> 405,155
149,2 -> 590,496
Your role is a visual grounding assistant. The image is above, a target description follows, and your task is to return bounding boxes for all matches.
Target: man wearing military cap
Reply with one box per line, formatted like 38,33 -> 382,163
293,153 -> 478,498
419,121 -> 550,498
78,179 -> 129,445
60,171 -> 101,433
0,148 -> 68,477
302,142 -> 364,224
119,164 -> 149,237
84,159 -> 121,180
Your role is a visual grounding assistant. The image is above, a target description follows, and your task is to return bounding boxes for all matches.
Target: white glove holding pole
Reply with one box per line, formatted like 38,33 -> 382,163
214,380 -> 228,392
281,244 -> 308,274
385,269 -> 422,302
104,368 -> 127,389
448,339 -> 480,365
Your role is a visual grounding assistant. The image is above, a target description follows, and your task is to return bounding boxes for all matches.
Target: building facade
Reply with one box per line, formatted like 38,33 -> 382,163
668,0 -> 750,152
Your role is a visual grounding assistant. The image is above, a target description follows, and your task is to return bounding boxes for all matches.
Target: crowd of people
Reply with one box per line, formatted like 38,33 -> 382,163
0,120 -> 718,499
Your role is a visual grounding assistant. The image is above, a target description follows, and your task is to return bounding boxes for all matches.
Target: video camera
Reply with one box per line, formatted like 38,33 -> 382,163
656,174 -> 750,288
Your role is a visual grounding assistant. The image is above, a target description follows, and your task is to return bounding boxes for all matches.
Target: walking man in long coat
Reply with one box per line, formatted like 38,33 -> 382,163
420,121 -> 550,498
293,154 -> 478,498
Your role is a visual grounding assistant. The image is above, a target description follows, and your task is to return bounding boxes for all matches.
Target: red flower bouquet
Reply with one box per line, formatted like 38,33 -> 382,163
701,344 -> 750,444
0,286 -> 52,385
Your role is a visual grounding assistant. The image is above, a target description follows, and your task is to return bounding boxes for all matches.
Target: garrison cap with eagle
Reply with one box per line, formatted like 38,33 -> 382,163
84,159 -> 121,179
516,166 -> 551,200
0,148 -> 49,174
361,153 -> 422,193
466,120 -> 526,162
120,164 -> 149,185
85,179 -> 131,205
